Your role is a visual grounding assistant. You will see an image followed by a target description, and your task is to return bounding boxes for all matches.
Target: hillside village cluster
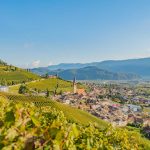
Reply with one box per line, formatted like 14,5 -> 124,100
0,76 -> 150,136
53,80 -> 150,129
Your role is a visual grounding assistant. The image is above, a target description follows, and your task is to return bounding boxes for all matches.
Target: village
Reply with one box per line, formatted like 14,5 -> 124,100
0,76 -> 150,138
53,79 -> 150,128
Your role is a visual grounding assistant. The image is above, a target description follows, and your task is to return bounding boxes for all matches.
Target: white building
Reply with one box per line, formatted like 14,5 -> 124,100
0,86 -> 9,92
64,100 -> 70,104
128,104 -> 142,112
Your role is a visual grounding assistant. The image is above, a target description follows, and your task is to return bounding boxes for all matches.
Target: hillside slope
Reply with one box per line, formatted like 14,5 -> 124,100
0,60 -> 40,85
0,92 -> 107,128
0,93 -> 150,149
9,78 -> 85,94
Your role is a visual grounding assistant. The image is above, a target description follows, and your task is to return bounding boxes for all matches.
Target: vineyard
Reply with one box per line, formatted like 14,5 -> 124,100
9,78 -> 85,94
24,78 -> 74,93
0,92 -> 107,128
0,95 -> 150,149
0,65 -> 40,85
26,78 -> 85,92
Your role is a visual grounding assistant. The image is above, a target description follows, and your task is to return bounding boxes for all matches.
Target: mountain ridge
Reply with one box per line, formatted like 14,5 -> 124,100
31,57 -> 150,80
45,66 -> 140,80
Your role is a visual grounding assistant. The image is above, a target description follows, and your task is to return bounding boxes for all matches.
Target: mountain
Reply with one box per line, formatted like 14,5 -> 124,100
47,63 -> 88,70
31,57 -> 150,79
47,66 -> 140,80
31,64 -> 89,75
94,57 -> 150,78
31,67 -> 51,75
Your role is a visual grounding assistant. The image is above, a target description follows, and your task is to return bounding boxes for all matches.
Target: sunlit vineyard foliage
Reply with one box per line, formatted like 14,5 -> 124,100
0,92 -> 107,127
9,78 -> 85,94
0,94 -> 150,149
25,78 -> 74,93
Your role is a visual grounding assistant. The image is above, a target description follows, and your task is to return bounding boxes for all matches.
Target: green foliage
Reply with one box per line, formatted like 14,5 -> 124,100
10,78 -> 85,94
0,96 -> 150,150
1,92 -> 107,128
0,79 -> 7,86
141,126 -> 150,140
18,85 -> 29,94
45,73 -> 49,78
46,89 -> 50,97
0,65 -> 40,86
27,78 -> 73,93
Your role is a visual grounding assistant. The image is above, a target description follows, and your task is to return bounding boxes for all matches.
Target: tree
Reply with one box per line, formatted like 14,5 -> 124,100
18,85 -> 29,94
54,83 -> 59,96
45,73 -> 49,78
14,67 -> 18,71
12,81 -> 15,85
60,90 -> 63,95
46,89 -> 50,97
1,79 -> 7,86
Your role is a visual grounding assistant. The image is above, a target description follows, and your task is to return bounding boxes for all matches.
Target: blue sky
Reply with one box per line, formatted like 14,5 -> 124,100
0,0 -> 150,68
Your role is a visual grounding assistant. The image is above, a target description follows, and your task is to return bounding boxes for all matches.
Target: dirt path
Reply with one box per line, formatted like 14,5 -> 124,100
9,79 -> 45,88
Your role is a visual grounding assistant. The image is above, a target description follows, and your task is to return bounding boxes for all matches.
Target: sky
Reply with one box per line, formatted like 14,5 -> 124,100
0,0 -> 150,68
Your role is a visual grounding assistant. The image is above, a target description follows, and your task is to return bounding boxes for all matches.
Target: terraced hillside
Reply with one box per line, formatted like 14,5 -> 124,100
1,92 -> 150,149
0,63 -> 40,85
9,78 -> 85,94
0,92 -> 108,128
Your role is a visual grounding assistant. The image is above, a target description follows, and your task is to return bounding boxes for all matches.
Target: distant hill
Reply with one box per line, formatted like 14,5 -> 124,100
0,60 -> 40,85
47,66 -> 140,80
31,57 -> 150,79
94,57 -> 150,78
31,64 -> 88,75
31,67 -> 51,75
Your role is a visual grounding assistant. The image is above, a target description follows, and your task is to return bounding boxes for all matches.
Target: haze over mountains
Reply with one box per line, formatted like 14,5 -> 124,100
31,57 -> 150,80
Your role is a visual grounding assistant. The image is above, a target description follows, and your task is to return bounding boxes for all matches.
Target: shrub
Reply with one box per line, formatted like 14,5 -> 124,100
18,84 -> 29,94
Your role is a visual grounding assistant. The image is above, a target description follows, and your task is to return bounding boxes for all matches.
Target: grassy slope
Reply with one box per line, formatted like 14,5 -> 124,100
0,92 -> 108,129
9,78 -> 85,94
0,65 -> 40,83
27,78 -> 74,92
1,93 -> 150,149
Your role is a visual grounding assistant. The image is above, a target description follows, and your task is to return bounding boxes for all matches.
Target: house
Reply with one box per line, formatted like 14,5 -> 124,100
143,118 -> 150,127
128,104 -> 142,112
76,89 -> 86,95
48,75 -> 57,78
64,100 -> 70,104
121,106 -> 129,113
0,86 -> 9,92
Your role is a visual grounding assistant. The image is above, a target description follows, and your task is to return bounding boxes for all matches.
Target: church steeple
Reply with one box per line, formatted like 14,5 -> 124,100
73,77 -> 76,84
73,77 -> 77,94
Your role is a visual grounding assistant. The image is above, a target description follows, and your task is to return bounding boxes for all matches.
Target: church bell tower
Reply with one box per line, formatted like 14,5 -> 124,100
73,77 -> 77,94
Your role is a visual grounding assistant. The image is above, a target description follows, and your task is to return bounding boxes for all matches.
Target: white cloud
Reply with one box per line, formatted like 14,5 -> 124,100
31,60 -> 41,67
19,60 -> 54,69
48,61 -> 53,66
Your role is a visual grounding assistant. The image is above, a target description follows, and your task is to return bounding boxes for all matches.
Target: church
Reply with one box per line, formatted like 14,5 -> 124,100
72,77 -> 86,95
